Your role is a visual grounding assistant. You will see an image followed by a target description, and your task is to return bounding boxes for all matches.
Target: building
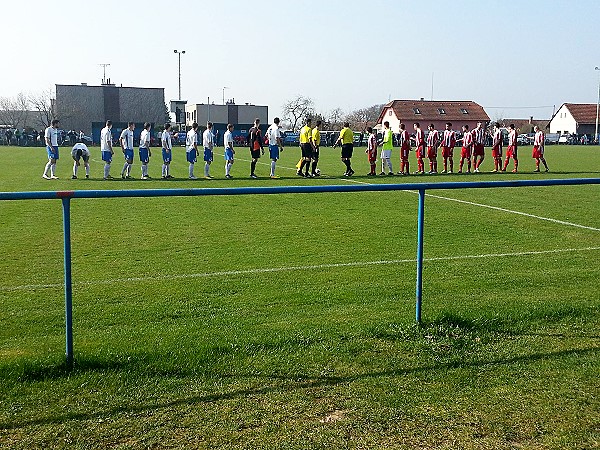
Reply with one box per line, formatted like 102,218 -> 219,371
377,99 -> 490,133
55,83 -> 166,142
548,103 -> 599,136
185,101 -> 268,144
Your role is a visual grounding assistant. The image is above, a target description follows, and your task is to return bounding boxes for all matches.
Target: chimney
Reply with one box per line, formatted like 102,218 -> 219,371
529,116 -> 533,124
420,97 -> 425,101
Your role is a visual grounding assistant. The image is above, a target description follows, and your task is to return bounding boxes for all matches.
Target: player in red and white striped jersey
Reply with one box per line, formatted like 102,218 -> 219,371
426,124 -> 439,174
458,124 -> 473,173
399,123 -> 411,175
532,125 -> 549,172
440,122 -> 456,173
502,123 -> 518,172
413,122 -> 425,174
471,121 -> 486,173
491,123 -> 503,172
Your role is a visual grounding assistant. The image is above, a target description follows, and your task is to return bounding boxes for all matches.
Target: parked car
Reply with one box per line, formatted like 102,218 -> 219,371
517,134 -> 531,146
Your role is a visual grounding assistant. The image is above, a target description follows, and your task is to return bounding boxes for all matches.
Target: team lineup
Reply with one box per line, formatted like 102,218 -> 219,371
41,117 -> 551,181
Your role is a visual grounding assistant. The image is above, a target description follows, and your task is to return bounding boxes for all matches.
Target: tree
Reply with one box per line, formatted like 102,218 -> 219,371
326,107 -> 345,131
282,96 -> 315,132
0,93 -> 30,128
345,103 -> 385,132
28,89 -> 56,129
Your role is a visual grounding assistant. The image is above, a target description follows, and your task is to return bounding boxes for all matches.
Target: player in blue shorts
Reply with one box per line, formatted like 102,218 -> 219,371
186,122 -> 199,179
139,122 -> 151,179
161,123 -> 173,179
266,117 -> 283,178
42,119 -> 60,179
71,141 -> 91,179
202,121 -> 215,179
119,122 -> 135,179
100,120 -> 114,179
223,123 -> 235,178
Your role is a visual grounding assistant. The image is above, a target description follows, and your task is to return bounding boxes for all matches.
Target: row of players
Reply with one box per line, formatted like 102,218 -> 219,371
40,118 -> 550,180
295,118 -> 550,178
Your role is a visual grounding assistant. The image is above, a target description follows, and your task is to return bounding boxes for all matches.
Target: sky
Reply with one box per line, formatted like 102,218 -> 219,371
2,0 -> 599,122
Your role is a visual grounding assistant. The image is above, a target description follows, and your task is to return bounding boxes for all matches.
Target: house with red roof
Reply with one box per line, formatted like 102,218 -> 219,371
549,103 -> 599,136
376,99 -> 490,133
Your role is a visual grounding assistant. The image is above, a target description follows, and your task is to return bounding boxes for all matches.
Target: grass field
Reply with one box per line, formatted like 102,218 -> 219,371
0,144 -> 599,449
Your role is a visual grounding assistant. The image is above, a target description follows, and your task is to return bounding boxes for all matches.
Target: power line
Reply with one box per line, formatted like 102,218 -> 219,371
484,105 -> 554,109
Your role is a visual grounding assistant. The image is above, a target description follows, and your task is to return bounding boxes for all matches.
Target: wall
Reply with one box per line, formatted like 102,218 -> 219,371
549,105 -> 577,134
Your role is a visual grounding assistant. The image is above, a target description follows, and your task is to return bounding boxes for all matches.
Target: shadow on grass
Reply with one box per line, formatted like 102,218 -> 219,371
1,344 -> 598,431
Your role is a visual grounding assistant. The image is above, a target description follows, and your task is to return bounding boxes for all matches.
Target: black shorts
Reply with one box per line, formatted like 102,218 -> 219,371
341,143 -> 353,159
312,147 -> 319,162
250,149 -> 261,159
72,150 -> 89,162
301,143 -> 313,159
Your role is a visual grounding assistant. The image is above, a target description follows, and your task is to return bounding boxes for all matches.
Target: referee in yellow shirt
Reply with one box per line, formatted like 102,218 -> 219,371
310,120 -> 322,176
334,122 -> 355,176
297,118 -> 312,177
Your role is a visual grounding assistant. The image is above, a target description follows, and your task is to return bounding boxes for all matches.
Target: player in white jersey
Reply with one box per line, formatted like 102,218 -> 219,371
42,119 -> 61,179
119,122 -> 135,179
202,121 -> 215,179
100,120 -> 114,180
186,122 -> 199,179
161,123 -> 173,179
139,122 -> 152,179
71,141 -> 90,179
223,123 -> 235,178
266,117 -> 283,178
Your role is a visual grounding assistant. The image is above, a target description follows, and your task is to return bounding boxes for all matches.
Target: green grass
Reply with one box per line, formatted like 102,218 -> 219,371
0,144 -> 599,449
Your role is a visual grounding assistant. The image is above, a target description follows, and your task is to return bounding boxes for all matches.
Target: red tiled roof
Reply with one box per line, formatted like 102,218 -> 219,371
377,100 -> 490,124
499,118 -> 550,130
563,103 -> 599,124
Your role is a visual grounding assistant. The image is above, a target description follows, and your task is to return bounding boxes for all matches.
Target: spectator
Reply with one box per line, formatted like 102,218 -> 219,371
5,128 -> 13,145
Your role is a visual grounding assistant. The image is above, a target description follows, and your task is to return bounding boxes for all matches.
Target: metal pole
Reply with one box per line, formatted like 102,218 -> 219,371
415,189 -> 425,323
178,53 -> 181,101
61,197 -> 74,367
595,67 -> 600,144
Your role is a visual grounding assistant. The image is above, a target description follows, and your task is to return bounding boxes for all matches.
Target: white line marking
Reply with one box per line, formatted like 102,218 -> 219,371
2,246 -> 599,292
415,192 -> 600,232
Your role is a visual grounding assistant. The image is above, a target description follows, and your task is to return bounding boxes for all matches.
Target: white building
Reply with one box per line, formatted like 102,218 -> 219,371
549,103 -> 598,136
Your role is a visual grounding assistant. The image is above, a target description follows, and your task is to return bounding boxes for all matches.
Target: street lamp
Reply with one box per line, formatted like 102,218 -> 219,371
174,50 -> 186,100
222,86 -> 229,105
595,67 -> 600,144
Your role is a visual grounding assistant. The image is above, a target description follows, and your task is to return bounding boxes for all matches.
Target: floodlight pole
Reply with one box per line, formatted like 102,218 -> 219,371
174,50 -> 186,101
595,67 -> 600,144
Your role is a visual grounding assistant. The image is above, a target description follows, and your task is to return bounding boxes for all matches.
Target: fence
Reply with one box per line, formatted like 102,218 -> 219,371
1,178 -> 599,366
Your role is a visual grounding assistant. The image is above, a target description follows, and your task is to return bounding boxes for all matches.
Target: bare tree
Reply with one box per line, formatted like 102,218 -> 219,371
326,107 -> 344,131
0,93 -> 30,128
282,95 -> 315,132
28,89 -> 56,129
345,104 -> 385,131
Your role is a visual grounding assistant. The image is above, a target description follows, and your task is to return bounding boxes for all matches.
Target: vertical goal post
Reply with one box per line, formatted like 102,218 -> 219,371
1,177 -> 599,366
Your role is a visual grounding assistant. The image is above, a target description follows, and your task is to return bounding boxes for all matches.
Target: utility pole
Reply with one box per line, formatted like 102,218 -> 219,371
595,67 -> 600,144
223,86 -> 229,105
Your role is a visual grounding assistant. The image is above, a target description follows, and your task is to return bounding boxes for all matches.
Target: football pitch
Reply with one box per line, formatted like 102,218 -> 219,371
0,144 -> 599,449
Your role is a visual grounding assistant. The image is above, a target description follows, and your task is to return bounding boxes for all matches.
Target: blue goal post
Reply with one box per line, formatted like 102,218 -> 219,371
1,177 -> 599,366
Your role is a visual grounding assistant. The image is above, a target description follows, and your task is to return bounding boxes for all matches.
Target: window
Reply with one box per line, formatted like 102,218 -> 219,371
460,108 -> 469,114
388,110 -> 393,116
438,108 -> 446,115
413,108 -> 421,114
